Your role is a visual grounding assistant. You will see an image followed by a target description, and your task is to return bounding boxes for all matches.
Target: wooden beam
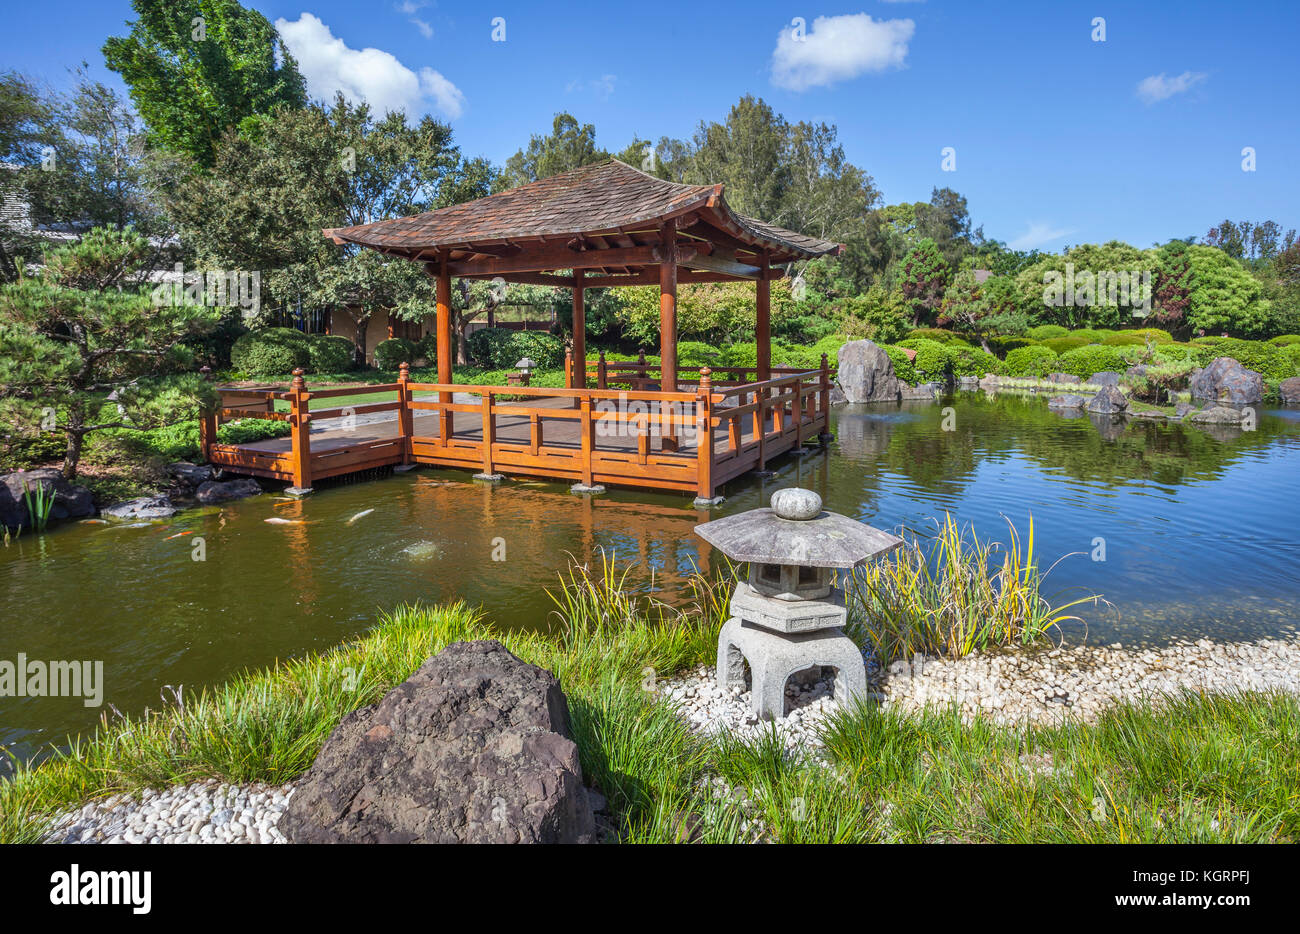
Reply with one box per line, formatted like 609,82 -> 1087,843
446,244 -> 659,277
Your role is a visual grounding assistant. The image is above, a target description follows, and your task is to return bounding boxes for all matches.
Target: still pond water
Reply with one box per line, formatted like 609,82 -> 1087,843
4,393 -> 1299,765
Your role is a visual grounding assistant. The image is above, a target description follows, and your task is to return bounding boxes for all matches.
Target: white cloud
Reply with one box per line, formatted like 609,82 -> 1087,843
395,1 -> 433,38
276,13 -> 463,118
1136,71 -> 1206,105
771,14 -> 914,91
566,74 -> 617,101
1008,222 -> 1076,251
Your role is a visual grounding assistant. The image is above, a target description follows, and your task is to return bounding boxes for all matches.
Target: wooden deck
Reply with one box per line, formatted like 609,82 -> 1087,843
201,361 -> 832,500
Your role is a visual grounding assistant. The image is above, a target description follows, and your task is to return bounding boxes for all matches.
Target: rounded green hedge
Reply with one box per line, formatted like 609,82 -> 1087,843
1003,345 -> 1058,378
1042,335 -> 1091,355
229,327 -> 311,377
307,334 -> 355,373
374,337 -> 418,370
1056,345 -> 1134,379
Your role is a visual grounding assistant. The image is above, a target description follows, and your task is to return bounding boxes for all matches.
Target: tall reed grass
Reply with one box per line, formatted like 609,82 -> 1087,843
843,513 -> 1102,663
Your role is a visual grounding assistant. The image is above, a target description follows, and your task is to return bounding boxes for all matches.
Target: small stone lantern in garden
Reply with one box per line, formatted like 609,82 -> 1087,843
508,356 -> 537,387
694,488 -> 903,720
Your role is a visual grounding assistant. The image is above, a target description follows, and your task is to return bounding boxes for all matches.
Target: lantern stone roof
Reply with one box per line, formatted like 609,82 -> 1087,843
694,489 -> 903,568
323,159 -> 841,272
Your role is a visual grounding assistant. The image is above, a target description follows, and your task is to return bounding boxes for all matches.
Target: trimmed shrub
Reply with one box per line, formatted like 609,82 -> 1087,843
229,327 -> 310,377
1003,345 -> 1058,378
1042,335 -> 1090,355
1055,345 -> 1133,379
307,334 -> 355,373
1026,324 -> 1069,341
1102,332 -> 1147,346
882,345 -> 918,384
1128,327 -> 1175,344
906,327 -> 967,345
1205,339 -> 1293,380
374,337 -> 418,370
988,335 -> 1037,356
677,341 -> 722,368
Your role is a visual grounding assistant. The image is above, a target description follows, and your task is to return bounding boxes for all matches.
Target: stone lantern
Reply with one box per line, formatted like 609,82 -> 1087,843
694,488 -> 903,720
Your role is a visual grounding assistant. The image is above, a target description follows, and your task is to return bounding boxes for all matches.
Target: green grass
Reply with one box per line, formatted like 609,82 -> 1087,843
3,550 -> 1295,844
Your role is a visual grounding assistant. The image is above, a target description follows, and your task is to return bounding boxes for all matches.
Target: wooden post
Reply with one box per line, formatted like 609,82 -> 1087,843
289,368 -> 312,492
579,396 -> 595,487
659,218 -> 678,452
695,367 -> 715,502
397,361 -> 413,463
756,255 -> 771,383
198,366 -> 218,464
597,351 -> 608,390
819,351 -> 832,442
436,261 -> 454,443
572,269 -> 586,389
480,391 -> 496,476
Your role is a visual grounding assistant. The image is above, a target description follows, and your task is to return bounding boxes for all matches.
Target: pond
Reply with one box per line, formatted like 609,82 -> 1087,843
3,392 -> 1299,767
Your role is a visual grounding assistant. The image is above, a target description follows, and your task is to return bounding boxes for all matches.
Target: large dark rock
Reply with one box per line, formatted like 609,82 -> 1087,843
196,478 -> 262,504
1190,357 -> 1264,404
1086,385 -> 1128,415
836,340 -> 905,404
1279,377 -> 1300,405
0,468 -> 95,529
101,495 -> 176,519
281,640 -> 597,844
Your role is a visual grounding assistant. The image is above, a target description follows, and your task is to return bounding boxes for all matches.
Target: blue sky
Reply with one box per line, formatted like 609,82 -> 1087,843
4,0 -> 1297,250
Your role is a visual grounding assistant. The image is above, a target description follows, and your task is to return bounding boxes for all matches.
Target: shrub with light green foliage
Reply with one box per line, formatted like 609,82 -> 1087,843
1026,324 -> 1069,341
1042,335 -> 1090,355
374,337 -> 418,370
307,334 -> 355,373
229,327 -> 310,377
1199,339 -> 1294,380
1055,345 -> 1133,379
1002,345 -> 1058,378
882,345 -> 918,384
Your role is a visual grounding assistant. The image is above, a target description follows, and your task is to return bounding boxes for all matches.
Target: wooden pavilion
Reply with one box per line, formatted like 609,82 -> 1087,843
202,160 -> 842,502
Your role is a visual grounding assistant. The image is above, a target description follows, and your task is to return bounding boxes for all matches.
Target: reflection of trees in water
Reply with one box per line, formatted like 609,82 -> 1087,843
834,395 -> 1300,492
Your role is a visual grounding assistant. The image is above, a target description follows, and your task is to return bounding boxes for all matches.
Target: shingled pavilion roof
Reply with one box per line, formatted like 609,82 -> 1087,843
323,159 -> 841,276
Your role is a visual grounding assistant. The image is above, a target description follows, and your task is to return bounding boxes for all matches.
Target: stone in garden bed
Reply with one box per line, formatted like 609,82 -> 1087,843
195,478 -> 262,504
280,640 -> 597,844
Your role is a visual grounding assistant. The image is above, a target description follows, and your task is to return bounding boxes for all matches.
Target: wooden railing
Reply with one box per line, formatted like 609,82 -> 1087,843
202,355 -> 832,498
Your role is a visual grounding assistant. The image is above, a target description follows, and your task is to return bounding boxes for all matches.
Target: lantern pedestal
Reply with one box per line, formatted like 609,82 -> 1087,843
717,617 -> 867,721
